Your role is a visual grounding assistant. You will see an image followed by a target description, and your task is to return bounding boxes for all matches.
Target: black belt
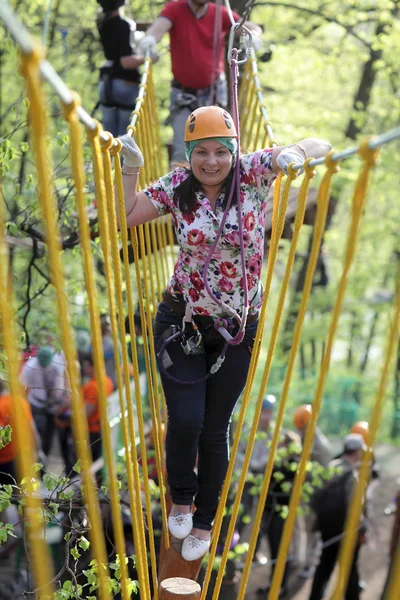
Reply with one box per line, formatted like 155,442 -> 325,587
162,290 -> 259,325
171,78 -> 215,96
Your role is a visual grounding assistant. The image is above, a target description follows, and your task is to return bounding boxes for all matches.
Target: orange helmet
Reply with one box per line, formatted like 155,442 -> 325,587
184,106 -> 237,142
293,404 -> 312,429
350,421 -> 369,443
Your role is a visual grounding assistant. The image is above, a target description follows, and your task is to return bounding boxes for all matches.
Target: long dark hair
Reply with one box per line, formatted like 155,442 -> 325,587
173,164 -> 240,214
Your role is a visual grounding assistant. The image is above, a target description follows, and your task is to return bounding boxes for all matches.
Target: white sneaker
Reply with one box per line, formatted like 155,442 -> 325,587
168,513 -> 193,540
181,534 -> 210,561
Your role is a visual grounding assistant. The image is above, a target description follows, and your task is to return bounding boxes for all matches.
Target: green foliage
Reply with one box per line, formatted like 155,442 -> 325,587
0,425 -> 12,449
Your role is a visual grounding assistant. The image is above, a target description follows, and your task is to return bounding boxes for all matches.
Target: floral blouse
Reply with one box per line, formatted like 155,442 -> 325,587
144,149 -> 276,318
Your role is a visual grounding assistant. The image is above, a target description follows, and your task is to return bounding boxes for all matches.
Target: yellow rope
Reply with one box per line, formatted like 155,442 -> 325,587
102,138 -> 153,599
202,171 -> 287,599
113,142 -> 159,598
269,143 -> 377,598
19,47 -> 112,598
211,162 -> 311,599
237,159 -> 317,599
386,532 -> 400,600
331,145 -> 395,600
87,125 -> 132,600
0,189 -> 54,597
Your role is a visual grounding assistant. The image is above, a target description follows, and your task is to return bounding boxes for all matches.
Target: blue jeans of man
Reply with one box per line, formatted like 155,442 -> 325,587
153,301 -> 258,531
99,78 -> 139,138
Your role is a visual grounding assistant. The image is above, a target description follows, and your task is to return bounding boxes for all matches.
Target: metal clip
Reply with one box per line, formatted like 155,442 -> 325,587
227,23 -> 252,65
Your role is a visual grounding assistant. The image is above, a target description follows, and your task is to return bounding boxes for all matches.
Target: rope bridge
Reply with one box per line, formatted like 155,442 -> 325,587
0,2 -> 399,599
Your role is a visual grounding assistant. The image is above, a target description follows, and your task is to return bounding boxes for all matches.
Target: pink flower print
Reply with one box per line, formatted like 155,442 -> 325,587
248,254 -> 261,277
183,254 -> 191,265
225,231 -> 241,248
193,306 -> 210,316
244,211 -> 256,231
190,271 -> 205,291
188,288 -> 200,302
220,261 -> 237,279
219,277 -> 233,293
240,273 -> 256,289
182,211 -> 196,225
243,231 -> 251,247
187,229 -> 206,247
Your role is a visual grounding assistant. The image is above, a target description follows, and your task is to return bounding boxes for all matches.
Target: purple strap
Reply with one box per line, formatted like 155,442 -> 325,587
202,49 -> 249,345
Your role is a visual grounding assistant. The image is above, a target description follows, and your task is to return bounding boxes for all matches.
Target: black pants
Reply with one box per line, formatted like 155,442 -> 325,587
0,460 -> 16,485
57,425 -> 75,476
309,538 -> 361,600
31,406 -> 55,456
89,430 -> 103,464
153,302 -> 258,531
262,508 -> 291,592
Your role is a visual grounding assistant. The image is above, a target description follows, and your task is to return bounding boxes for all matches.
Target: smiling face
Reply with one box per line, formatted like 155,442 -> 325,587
190,140 -> 233,190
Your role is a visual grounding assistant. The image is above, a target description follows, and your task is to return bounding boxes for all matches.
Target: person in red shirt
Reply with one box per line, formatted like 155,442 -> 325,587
137,0 -> 262,163
81,354 -> 114,465
0,378 -> 41,485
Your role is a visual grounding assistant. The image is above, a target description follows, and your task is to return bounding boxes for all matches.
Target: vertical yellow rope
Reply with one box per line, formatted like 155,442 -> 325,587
202,172 -> 286,599
269,144 -> 378,598
88,125 -> 133,600
237,160 -> 317,599
114,144 -> 160,598
0,189 -> 54,597
102,139 -> 153,599
20,47 -> 112,598
332,246 -> 398,598
211,163 -> 310,599
386,534 -> 400,600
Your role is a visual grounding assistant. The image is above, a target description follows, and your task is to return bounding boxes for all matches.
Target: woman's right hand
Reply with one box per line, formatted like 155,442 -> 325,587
118,134 -> 144,168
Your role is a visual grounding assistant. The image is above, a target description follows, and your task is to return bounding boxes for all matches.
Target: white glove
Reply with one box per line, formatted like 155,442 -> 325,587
118,134 -> 144,168
276,150 -> 305,176
150,51 -> 160,64
137,34 -> 157,56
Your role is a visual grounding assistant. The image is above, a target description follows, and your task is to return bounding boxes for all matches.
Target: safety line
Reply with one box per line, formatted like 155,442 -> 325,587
19,50 -> 113,598
0,193 -> 55,597
332,266 -> 400,598
237,159 -> 317,600
268,142 -> 379,598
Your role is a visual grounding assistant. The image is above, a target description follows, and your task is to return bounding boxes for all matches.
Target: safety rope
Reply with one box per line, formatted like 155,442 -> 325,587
0,191 -> 55,598
332,246 -> 400,597
18,48 -> 113,599
268,143 -> 378,598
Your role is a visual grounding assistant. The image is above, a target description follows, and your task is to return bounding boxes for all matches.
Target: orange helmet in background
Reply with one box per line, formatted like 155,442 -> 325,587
293,404 -> 312,429
350,421 -> 369,443
184,106 -> 238,142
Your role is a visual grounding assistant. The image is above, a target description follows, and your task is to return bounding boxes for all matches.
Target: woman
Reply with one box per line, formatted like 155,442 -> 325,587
118,106 -> 331,561
97,0 -> 155,137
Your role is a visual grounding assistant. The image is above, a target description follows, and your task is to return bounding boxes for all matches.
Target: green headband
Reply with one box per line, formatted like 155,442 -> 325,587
184,137 -> 238,162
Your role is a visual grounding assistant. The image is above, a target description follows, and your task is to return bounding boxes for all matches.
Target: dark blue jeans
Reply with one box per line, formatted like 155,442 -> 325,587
153,302 -> 258,531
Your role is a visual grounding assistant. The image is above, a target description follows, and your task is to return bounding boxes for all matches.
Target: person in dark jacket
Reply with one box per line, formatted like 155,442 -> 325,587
256,430 -> 302,599
309,433 -> 367,600
97,0 -> 157,137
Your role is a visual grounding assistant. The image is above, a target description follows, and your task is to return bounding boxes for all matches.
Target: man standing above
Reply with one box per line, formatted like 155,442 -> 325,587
138,0 -> 261,162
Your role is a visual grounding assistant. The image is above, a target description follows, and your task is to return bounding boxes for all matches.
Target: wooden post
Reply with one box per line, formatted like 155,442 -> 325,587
159,577 -> 201,600
159,542 -> 203,584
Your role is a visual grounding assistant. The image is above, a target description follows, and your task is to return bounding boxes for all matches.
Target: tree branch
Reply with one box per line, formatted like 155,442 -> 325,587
253,2 -> 371,48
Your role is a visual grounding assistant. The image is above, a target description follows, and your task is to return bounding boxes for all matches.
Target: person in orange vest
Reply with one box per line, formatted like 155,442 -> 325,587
81,354 -> 114,465
0,377 -> 41,485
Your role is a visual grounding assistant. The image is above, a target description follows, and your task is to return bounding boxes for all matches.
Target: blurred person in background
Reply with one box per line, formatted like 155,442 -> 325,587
19,345 -> 64,457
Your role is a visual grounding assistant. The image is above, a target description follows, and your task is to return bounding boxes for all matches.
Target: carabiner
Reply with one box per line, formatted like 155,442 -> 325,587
227,23 -> 253,65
